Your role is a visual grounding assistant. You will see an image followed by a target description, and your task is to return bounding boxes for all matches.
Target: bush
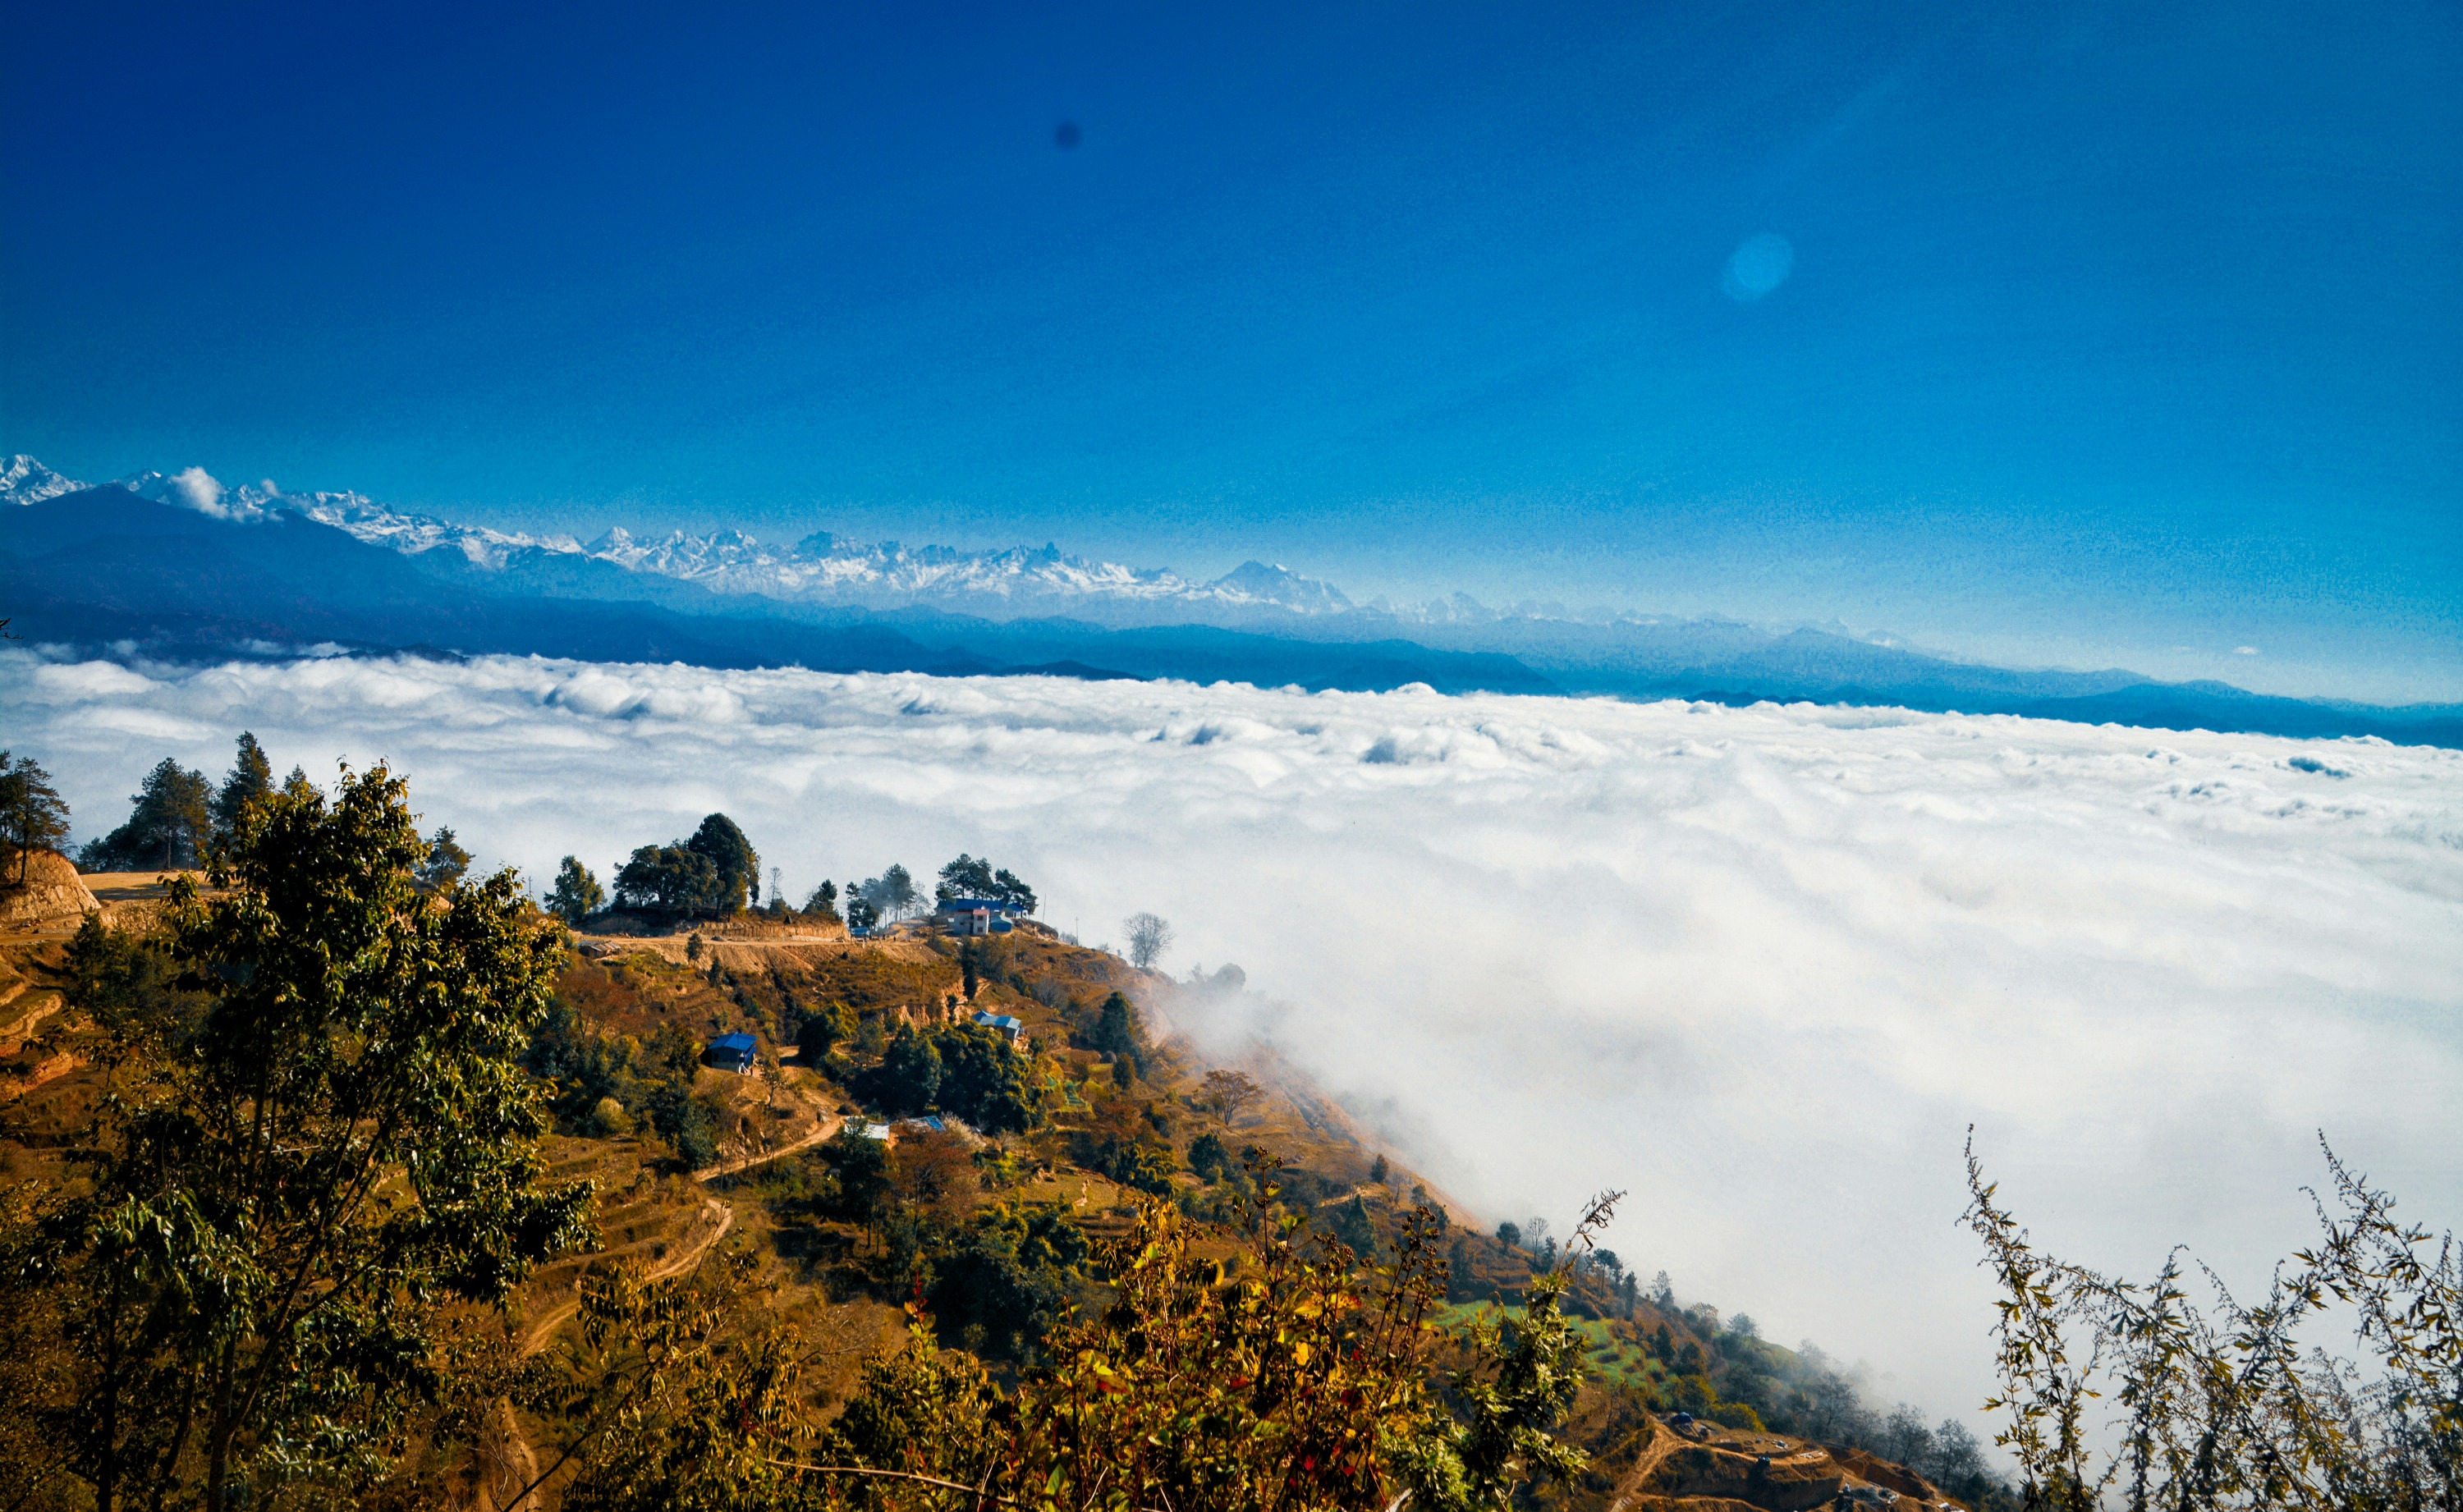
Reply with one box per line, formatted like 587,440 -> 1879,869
1187,1131 -> 1230,1182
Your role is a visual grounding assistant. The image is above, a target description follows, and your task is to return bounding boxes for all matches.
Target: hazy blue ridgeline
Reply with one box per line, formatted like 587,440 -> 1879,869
5,485 -> 2457,747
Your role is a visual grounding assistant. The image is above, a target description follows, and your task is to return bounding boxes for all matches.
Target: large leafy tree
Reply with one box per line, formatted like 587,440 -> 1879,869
685,813 -> 759,913
548,855 -> 608,923
613,843 -> 723,919
930,1024 -> 1047,1135
0,750 -> 72,884
23,763 -> 594,1511
80,757 -> 213,873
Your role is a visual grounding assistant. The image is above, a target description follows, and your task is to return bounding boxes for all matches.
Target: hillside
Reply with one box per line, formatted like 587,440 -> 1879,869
0,852 -> 1999,1511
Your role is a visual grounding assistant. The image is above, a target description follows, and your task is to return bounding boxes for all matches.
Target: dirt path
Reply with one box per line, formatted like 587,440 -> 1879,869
483,1197 -> 737,1510
697,1074 -> 844,1184
696,1112 -> 842,1184
516,1198 -> 735,1355
1603,1418 -> 1688,1512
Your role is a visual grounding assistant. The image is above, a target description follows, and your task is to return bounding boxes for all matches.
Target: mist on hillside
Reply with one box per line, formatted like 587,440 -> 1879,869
11,647 -> 2460,1424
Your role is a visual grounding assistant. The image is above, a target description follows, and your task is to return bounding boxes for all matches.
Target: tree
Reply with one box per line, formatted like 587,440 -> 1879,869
928,1024 -> 1047,1135
418,824 -> 472,887
1187,1131 -> 1231,1182
856,864 -> 920,921
990,867 -> 1037,914
685,813 -> 758,914
1090,990 -> 1144,1072
936,853 -> 998,903
547,855 -> 606,923
1124,910 -> 1173,969
0,752 -> 72,885
935,853 -> 1039,914
543,1161 -> 1612,1512
21,763 -> 593,1510
873,1026 -> 943,1117
802,879 -> 841,923
80,758 -> 212,873
209,732 -> 273,844
613,843 -> 722,919
1199,1068 -> 1264,1124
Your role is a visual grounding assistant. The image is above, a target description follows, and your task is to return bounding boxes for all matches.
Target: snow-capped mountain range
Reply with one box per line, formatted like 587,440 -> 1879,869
2,454 -> 1366,622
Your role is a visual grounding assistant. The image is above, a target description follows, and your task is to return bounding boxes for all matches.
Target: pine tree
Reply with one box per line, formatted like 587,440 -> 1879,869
209,732 -> 274,843
0,753 -> 71,885
80,758 -> 212,872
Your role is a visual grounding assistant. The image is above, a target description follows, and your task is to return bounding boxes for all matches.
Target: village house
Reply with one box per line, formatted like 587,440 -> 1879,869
970,1009 -> 1026,1045
935,896 -> 1019,936
702,1031 -> 758,1074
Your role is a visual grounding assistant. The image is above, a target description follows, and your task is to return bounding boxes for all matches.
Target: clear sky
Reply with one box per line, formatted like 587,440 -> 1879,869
4,2 -> 2458,700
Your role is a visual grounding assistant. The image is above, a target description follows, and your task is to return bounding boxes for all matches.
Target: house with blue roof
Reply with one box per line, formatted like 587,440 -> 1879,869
970,1010 -> 1026,1045
704,1031 -> 758,1074
936,896 -> 1021,937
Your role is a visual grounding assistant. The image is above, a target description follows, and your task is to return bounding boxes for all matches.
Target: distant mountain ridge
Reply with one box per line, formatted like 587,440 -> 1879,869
1,455 -> 1359,622
6,454 -> 2458,747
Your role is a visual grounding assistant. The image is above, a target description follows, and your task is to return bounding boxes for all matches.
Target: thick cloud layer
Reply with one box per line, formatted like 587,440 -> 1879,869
11,650 -> 2461,1418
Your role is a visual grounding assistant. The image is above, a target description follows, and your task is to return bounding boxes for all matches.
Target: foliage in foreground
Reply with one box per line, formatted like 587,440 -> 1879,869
553,1177 -> 1623,1512
1967,1134 -> 2460,1512
6,764 -> 594,1512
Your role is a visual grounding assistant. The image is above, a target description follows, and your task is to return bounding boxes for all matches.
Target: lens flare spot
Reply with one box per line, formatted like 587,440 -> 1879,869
1722,233 -> 1796,301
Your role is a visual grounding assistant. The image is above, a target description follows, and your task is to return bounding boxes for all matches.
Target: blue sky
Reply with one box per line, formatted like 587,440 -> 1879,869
4,2 -> 2458,699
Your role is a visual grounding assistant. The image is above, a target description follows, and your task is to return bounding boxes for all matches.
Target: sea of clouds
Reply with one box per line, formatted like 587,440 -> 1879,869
10,648 -> 2461,1422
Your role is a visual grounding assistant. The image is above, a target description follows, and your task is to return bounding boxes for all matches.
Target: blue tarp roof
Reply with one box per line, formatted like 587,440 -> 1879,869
938,897 -> 1004,911
709,1032 -> 757,1053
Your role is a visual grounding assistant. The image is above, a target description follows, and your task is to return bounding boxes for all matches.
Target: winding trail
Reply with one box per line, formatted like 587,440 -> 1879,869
516,1198 -> 736,1355
695,1090 -> 843,1185
484,1193 -> 743,1510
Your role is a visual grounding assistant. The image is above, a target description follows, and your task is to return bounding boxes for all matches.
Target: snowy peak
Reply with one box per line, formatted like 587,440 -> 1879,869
0,454 -> 90,507
1206,560 -> 1355,612
2,451 -> 1373,623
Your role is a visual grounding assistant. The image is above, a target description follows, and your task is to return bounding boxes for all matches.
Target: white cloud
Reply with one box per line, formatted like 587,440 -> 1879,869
167,466 -> 226,515
8,648 -> 2460,1421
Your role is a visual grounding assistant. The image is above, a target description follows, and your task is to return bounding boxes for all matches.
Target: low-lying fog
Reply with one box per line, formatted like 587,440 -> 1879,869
12,650 -> 2461,1425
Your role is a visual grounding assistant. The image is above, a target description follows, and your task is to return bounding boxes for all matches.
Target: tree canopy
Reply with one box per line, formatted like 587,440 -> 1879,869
615,842 -> 723,918
15,762 -> 593,1510
933,854 -> 1037,914
855,864 -> 920,921
686,812 -> 759,912
1124,910 -> 1173,970
0,752 -> 72,885
209,732 -> 273,842
418,823 -> 473,887
548,854 -> 607,923
611,814 -> 759,919
78,757 -> 212,873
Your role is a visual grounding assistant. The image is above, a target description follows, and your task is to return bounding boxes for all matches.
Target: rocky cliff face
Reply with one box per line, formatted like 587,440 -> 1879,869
0,850 -> 99,934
